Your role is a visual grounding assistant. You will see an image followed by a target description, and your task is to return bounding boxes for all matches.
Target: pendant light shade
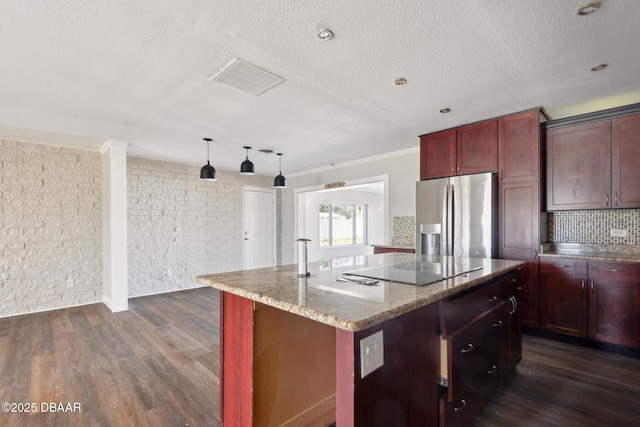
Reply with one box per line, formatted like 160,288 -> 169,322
200,138 -> 217,181
274,153 -> 287,188
240,146 -> 255,175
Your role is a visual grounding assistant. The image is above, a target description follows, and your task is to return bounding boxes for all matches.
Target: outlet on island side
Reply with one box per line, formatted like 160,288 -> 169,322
360,330 -> 384,378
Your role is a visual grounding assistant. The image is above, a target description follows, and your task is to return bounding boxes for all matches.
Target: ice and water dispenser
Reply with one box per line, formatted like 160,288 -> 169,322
420,224 -> 441,255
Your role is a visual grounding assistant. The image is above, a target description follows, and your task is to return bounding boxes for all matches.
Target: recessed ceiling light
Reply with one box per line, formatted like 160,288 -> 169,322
318,29 -> 333,40
440,108 -> 451,114
577,2 -> 600,15
590,63 -> 608,71
394,78 -> 407,85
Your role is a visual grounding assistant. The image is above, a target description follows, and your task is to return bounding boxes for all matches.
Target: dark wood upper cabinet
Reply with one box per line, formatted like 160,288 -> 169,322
546,111 -> 640,210
546,120 -> 612,210
420,120 -> 497,180
420,129 -> 456,180
498,110 -> 541,183
612,113 -> 640,208
457,120 -> 498,175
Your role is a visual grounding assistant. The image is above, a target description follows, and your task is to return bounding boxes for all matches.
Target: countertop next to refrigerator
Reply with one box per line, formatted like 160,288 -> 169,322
539,243 -> 640,263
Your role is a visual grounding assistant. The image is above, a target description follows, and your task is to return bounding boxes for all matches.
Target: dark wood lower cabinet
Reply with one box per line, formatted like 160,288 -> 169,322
540,274 -> 588,337
539,258 -> 640,349
439,268 -> 522,426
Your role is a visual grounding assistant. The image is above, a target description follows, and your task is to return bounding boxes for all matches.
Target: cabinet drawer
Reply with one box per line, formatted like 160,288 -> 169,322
539,257 -> 587,276
446,302 -> 506,403
439,279 -> 504,337
588,261 -> 640,282
500,268 -> 521,295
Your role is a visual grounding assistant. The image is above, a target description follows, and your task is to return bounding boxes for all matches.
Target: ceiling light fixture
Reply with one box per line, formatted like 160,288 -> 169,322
318,29 -> 333,40
440,108 -> 451,114
577,2 -> 600,15
394,78 -> 407,85
274,153 -> 287,188
590,63 -> 608,71
240,146 -> 255,175
200,138 -> 216,181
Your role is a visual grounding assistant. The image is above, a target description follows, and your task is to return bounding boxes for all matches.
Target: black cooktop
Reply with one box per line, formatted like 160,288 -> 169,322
343,258 -> 484,286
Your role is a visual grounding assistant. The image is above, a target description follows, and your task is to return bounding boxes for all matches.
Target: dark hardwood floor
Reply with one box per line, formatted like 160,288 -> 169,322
477,334 -> 640,427
1,287 -> 638,426
0,287 -> 221,427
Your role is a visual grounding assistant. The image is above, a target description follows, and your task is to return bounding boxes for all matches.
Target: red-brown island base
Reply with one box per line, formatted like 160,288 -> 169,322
197,254 -> 523,426
220,291 -> 440,426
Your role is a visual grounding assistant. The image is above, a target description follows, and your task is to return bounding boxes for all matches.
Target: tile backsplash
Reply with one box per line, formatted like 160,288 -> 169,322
391,216 -> 415,245
549,209 -> 640,245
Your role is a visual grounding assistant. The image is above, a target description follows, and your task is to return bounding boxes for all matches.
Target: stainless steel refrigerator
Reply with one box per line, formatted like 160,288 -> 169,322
415,172 -> 498,258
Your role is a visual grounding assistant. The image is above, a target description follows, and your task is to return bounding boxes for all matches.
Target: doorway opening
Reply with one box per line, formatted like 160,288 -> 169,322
296,175 -> 388,262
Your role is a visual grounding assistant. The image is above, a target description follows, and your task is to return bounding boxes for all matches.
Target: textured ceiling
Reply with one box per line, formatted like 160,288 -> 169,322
1,0 -> 639,175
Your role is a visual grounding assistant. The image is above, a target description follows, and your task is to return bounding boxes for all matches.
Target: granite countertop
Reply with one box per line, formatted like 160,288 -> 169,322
196,253 -> 523,332
371,243 -> 416,249
539,243 -> 640,263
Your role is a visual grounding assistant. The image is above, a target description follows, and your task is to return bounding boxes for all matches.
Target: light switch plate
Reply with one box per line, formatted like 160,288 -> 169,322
360,330 -> 384,378
610,228 -> 628,238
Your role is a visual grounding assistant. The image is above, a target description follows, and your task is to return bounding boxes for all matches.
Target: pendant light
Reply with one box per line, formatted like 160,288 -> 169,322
200,138 -> 216,181
274,153 -> 287,188
240,146 -> 255,175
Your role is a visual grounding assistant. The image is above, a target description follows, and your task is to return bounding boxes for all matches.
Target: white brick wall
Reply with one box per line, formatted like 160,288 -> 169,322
127,157 -> 280,297
0,139 -> 102,318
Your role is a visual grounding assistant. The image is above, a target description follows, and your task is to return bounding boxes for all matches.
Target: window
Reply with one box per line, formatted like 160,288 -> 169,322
319,202 -> 367,246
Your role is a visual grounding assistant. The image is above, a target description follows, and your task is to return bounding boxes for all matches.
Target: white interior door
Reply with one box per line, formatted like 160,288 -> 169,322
243,187 -> 276,269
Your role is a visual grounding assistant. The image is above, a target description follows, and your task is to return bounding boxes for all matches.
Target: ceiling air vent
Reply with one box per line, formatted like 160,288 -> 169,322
209,58 -> 284,96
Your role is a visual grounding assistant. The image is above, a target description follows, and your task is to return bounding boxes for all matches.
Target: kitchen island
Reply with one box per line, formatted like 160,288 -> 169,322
196,253 -> 523,427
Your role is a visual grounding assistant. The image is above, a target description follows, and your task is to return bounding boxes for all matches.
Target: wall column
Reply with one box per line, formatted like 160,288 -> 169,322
100,140 -> 128,312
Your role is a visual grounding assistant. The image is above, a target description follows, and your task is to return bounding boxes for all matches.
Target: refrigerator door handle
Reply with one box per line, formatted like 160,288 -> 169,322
441,185 -> 448,256
446,184 -> 454,255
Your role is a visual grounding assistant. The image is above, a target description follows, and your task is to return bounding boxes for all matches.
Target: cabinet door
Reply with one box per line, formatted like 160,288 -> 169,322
498,110 -> 541,183
457,120 -> 498,175
588,279 -> 639,348
546,120 -> 612,210
612,113 -> 640,208
540,274 -> 588,337
420,129 -> 456,180
518,260 -> 540,329
499,181 -> 539,260
507,293 -> 522,374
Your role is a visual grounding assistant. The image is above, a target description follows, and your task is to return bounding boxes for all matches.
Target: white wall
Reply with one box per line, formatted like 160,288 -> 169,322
281,149 -> 419,264
127,157 -> 279,297
0,139 -> 102,317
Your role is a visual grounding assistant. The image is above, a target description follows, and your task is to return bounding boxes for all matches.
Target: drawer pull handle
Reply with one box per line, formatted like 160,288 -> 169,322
492,320 -> 503,327
510,278 -> 517,283
461,344 -> 474,353
488,296 -> 498,302
454,400 -> 466,412
517,286 -> 523,290
553,264 -> 570,268
606,269 -> 625,272
488,365 -> 497,374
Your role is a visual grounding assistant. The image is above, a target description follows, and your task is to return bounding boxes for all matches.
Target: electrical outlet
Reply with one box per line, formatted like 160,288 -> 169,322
166,268 -> 173,277
360,330 -> 384,378
610,228 -> 628,238
66,277 -> 73,288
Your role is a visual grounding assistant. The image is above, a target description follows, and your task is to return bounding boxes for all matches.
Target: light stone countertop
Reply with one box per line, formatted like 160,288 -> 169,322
538,243 -> 640,263
196,253 -> 523,332
371,244 -> 416,249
